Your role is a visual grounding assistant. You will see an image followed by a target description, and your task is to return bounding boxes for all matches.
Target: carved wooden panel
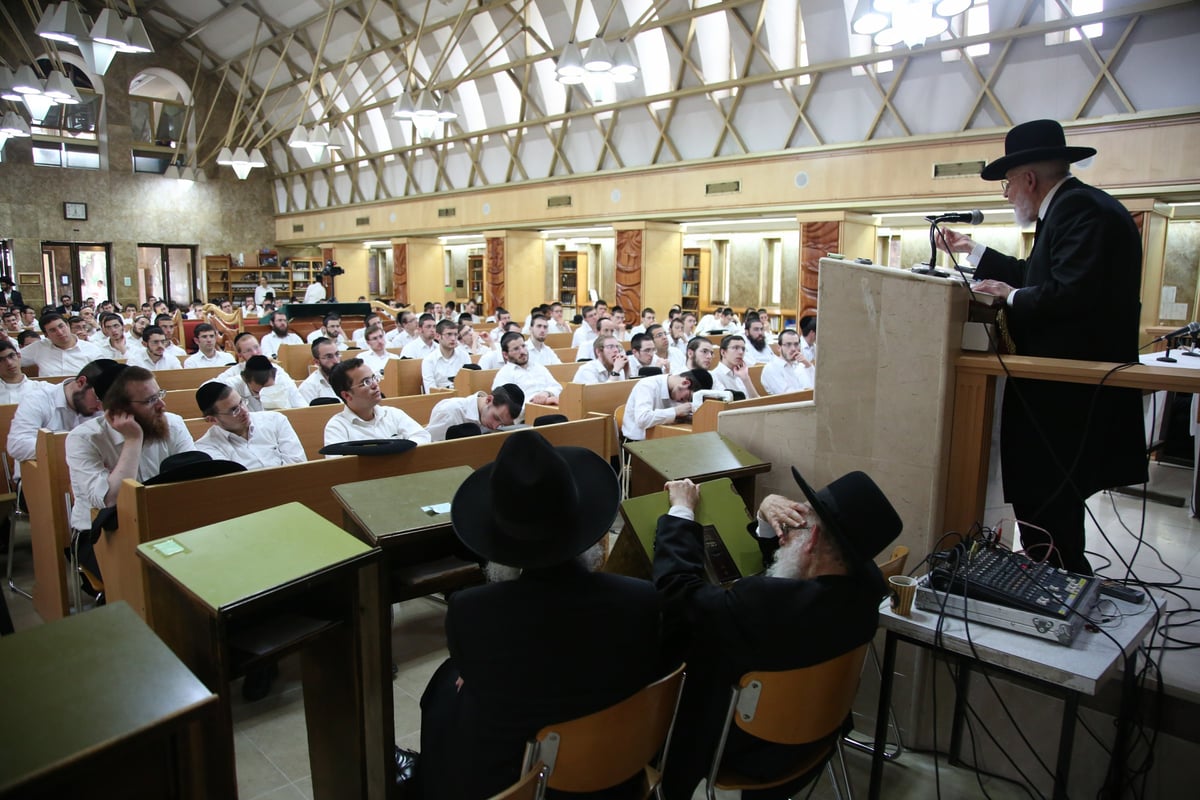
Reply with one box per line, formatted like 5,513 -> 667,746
799,221 -> 839,320
486,236 -> 505,310
393,243 -> 408,304
615,229 -> 643,316
322,246 -> 335,299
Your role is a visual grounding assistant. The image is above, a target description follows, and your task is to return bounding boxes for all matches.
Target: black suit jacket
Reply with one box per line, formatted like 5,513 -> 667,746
976,177 -> 1147,500
419,561 -> 664,799
1,290 -> 23,308
652,514 -> 884,799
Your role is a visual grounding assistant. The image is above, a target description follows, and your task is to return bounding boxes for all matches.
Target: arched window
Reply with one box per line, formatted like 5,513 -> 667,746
128,68 -> 195,174
29,57 -> 102,170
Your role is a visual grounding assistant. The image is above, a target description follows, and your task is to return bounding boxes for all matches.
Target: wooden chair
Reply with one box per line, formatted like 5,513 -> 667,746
488,762 -> 546,800
843,546 -> 910,762
706,645 -> 869,800
613,404 -> 630,498
522,663 -> 685,798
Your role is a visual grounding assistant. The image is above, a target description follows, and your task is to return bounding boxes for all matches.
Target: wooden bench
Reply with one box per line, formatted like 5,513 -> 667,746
380,357 -> 424,397
544,332 -> 573,349
553,346 -> 579,363
94,414 -> 610,621
276,342 -> 315,381
689,389 -> 814,433
183,393 -> 450,460
532,378 -> 647,454
150,367 -> 231,392
20,430 -> 73,620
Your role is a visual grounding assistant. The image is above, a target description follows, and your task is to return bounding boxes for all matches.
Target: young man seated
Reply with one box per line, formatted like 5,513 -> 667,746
323,358 -> 430,447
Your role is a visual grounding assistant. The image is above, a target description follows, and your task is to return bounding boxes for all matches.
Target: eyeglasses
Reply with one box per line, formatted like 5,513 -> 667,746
129,389 -> 167,406
215,399 -> 247,416
602,344 -> 624,351
1000,179 -> 1011,193
356,375 -> 380,389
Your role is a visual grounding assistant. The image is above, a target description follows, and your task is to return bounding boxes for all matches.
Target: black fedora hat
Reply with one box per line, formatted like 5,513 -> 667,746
319,438 -> 419,456
451,429 -> 618,569
143,451 -> 246,485
790,467 -> 901,570
980,119 -> 1096,181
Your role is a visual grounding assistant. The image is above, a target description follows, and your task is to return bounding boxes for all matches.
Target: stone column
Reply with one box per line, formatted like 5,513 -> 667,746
795,211 -> 876,320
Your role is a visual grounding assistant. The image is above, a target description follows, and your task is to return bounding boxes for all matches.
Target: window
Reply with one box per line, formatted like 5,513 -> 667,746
137,244 -> 197,305
30,60 -> 100,171
1046,0 -> 1104,46
128,70 -> 194,175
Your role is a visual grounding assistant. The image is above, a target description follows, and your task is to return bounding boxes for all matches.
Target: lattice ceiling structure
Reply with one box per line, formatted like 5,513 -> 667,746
72,0 -> 1200,214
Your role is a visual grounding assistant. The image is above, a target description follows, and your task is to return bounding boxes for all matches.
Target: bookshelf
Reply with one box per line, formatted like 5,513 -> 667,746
468,254 -> 484,309
203,255 -> 231,301
681,248 -> 710,312
202,252 -> 323,304
557,251 -> 588,317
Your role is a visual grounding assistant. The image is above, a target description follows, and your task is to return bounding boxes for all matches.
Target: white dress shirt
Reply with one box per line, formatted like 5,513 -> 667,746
260,331 -> 303,359
622,375 -> 679,441
421,348 -> 471,392
184,349 -> 236,369
0,375 -> 37,406
526,342 -> 562,368
360,349 -> 400,379
571,325 -> 597,349
128,350 -> 183,371
21,337 -> 104,377
194,411 -> 306,469
743,342 -> 774,366
248,381 -> 306,412
97,336 -> 140,360
298,370 -> 338,404
477,350 -> 505,371
323,404 -> 431,447
761,357 -> 814,395
386,329 -> 414,347
549,319 -> 572,335
303,282 -> 326,304
6,381 -> 96,479
306,329 -> 349,350
572,360 -> 625,385
400,338 -> 438,360
164,343 -> 188,360
712,362 -> 751,397
493,362 -> 562,400
425,393 -> 484,442
65,412 -> 196,530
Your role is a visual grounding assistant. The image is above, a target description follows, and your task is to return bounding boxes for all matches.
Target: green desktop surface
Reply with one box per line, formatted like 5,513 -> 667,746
136,502 -> 374,612
332,466 -> 473,543
0,602 -> 215,793
612,477 -> 762,579
623,431 -> 767,480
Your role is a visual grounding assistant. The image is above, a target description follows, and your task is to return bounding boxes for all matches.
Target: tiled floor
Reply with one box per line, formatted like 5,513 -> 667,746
3,457 -> 1198,798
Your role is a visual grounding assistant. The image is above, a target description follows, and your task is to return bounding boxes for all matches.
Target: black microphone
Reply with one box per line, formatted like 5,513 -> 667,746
925,210 -> 984,224
1153,321 -> 1200,343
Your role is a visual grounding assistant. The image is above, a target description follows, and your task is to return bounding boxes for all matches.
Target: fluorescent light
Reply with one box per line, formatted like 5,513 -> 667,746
90,8 -> 129,48
120,16 -> 154,54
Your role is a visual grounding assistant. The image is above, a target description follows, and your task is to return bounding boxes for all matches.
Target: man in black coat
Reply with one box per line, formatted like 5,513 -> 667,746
0,277 -> 23,309
418,430 -> 666,799
939,119 -> 1147,575
653,468 -> 902,799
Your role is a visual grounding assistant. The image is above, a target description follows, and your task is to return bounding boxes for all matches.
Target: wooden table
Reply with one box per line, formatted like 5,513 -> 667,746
136,503 -> 386,800
0,602 -> 222,799
624,430 -> 771,508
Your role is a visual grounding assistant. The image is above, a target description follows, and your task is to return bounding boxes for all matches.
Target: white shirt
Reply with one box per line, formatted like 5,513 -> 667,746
184,349 -> 236,369
254,285 -> 271,307
664,348 -> 687,373
0,375 -> 37,406
21,337 -> 104,377
323,404 -> 431,448
549,319 -> 572,335
761,357 -> 814,395
65,412 -> 196,530
572,360 -> 625,385
360,348 -> 400,379
194,411 -> 306,470
128,350 -> 183,371
299,370 -> 338,404
97,336 -> 140,360
571,325 -> 597,349
248,381 -> 306,412
477,350 -> 505,371
164,343 -> 188,360
712,362 -> 751,397
422,348 -> 471,392
303,282 -> 326,304
260,331 -> 303,359
400,338 -> 438,360
802,340 -> 816,366
743,341 -> 774,366
526,342 -> 562,368
386,328 -> 414,347
425,393 -> 484,442
306,328 -> 349,350
6,381 -> 95,464
622,375 -> 679,441
493,362 -> 562,400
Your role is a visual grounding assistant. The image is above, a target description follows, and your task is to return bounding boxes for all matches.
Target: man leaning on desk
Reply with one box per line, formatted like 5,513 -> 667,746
937,118 -> 1145,576
652,467 -> 902,799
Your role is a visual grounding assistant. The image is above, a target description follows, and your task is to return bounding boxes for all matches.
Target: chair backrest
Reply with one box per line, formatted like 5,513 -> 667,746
877,545 -> 909,580
488,762 -> 546,800
732,644 -> 869,745
529,662 -> 685,793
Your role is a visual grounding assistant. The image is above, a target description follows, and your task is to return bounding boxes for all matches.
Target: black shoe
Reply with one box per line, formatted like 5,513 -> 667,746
394,746 -> 419,787
241,662 -> 278,702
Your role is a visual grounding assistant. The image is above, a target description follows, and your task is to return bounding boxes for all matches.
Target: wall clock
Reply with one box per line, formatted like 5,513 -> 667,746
63,202 -> 88,221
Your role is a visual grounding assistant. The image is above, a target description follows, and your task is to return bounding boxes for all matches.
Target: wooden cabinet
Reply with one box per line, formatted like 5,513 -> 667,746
681,248 -> 710,312
203,255 -> 232,301
468,254 -> 484,307
557,251 -> 588,317
285,258 -> 324,302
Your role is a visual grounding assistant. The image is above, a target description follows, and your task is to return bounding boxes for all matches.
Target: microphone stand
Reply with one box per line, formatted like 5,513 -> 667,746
1157,336 -> 1178,363
911,219 -> 950,278
1182,333 -> 1200,357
